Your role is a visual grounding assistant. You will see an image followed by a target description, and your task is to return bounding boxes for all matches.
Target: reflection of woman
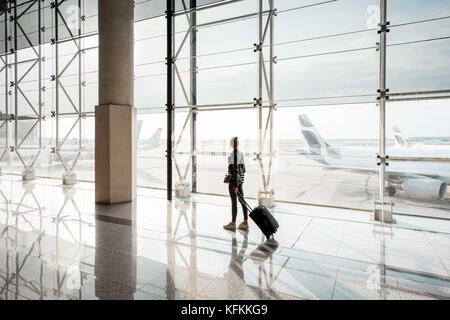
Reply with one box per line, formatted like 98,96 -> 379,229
223,232 -> 248,299
223,137 -> 249,231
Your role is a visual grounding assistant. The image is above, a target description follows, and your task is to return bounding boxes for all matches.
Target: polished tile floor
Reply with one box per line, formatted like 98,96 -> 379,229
0,175 -> 449,300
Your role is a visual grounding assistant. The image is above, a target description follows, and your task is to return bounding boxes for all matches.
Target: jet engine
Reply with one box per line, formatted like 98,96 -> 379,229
401,178 -> 448,201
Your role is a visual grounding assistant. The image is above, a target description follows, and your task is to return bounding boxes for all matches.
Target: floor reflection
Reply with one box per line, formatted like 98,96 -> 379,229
94,202 -> 137,300
0,175 -> 450,300
224,231 -> 248,299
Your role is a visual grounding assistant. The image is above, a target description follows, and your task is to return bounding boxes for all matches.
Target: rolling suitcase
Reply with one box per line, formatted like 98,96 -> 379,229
236,191 -> 279,239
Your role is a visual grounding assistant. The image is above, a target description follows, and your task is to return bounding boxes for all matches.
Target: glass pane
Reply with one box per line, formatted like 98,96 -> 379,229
275,103 -> 379,211
386,99 -> 450,218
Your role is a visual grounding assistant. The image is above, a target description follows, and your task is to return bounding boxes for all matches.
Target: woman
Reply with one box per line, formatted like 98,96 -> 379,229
223,137 -> 249,231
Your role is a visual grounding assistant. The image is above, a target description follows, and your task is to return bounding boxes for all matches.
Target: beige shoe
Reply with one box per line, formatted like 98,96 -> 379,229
223,222 -> 236,230
238,221 -> 249,230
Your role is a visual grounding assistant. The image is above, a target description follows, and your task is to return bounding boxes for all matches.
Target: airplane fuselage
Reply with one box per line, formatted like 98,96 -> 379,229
300,145 -> 450,184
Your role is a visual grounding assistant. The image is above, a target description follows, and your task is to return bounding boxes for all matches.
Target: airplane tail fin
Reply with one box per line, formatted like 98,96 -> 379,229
298,114 -> 330,152
393,126 -> 409,147
148,128 -> 162,147
136,120 -> 143,141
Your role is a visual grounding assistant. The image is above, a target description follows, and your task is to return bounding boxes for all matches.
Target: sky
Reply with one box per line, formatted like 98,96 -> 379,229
2,0 -> 450,145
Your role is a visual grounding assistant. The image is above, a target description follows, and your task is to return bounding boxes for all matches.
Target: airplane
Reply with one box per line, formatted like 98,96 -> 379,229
296,114 -> 450,201
138,125 -> 162,151
393,126 -> 450,151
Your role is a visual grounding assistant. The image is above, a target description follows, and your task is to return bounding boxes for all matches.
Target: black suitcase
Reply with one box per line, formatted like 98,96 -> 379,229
236,191 -> 279,239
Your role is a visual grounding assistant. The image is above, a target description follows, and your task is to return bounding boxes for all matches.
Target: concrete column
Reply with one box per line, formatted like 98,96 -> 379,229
96,0 -> 136,204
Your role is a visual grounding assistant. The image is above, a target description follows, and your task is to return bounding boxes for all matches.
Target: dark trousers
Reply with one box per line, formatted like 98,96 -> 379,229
228,183 -> 248,223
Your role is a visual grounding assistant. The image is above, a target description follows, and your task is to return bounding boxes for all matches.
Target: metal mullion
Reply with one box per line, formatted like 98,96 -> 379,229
378,0 -> 388,220
174,0 -> 243,17
58,80 -> 79,113
196,10 -> 270,29
57,111 -> 93,117
389,156 -> 450,163
38,0 -> 42,151
167,0 -> 174,201
77,0 -> 82,171
388,89 -> 450,97
257,0 -> 264,188
195,105 -> 271,112
14,0 -> 19,150
17,85 -> 39,116
190,0 -> 197,193
175,101 -> 254,109
388,95 -> 450,102
55,0 -> 60,154
269,0 -> 274,155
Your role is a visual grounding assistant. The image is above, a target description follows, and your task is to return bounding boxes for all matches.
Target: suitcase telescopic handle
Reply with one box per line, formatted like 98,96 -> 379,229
235,190 -> 253,212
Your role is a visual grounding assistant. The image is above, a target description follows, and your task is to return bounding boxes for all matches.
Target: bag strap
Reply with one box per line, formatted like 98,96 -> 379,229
236,190 -> 253,212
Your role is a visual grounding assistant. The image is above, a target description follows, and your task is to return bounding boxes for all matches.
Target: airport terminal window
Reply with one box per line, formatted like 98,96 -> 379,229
0,0 -> 449,218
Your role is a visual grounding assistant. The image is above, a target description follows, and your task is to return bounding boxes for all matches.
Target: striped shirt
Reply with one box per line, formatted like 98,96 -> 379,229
228,150 -> 246,186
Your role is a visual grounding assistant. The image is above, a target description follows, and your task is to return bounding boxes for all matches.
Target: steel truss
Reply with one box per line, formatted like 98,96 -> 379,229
3,0 -> 45,180
53,0 -> 91,185
0,0 -> 93,184
0,13 -> 8,165
166,0 -> 277,204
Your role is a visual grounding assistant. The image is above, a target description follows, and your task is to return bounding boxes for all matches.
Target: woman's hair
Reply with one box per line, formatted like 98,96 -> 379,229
230,136 -> 239,150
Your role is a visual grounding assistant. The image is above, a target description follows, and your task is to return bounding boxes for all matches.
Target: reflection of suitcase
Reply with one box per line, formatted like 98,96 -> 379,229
249,239 -> 279,264
237,192 -> 279,239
